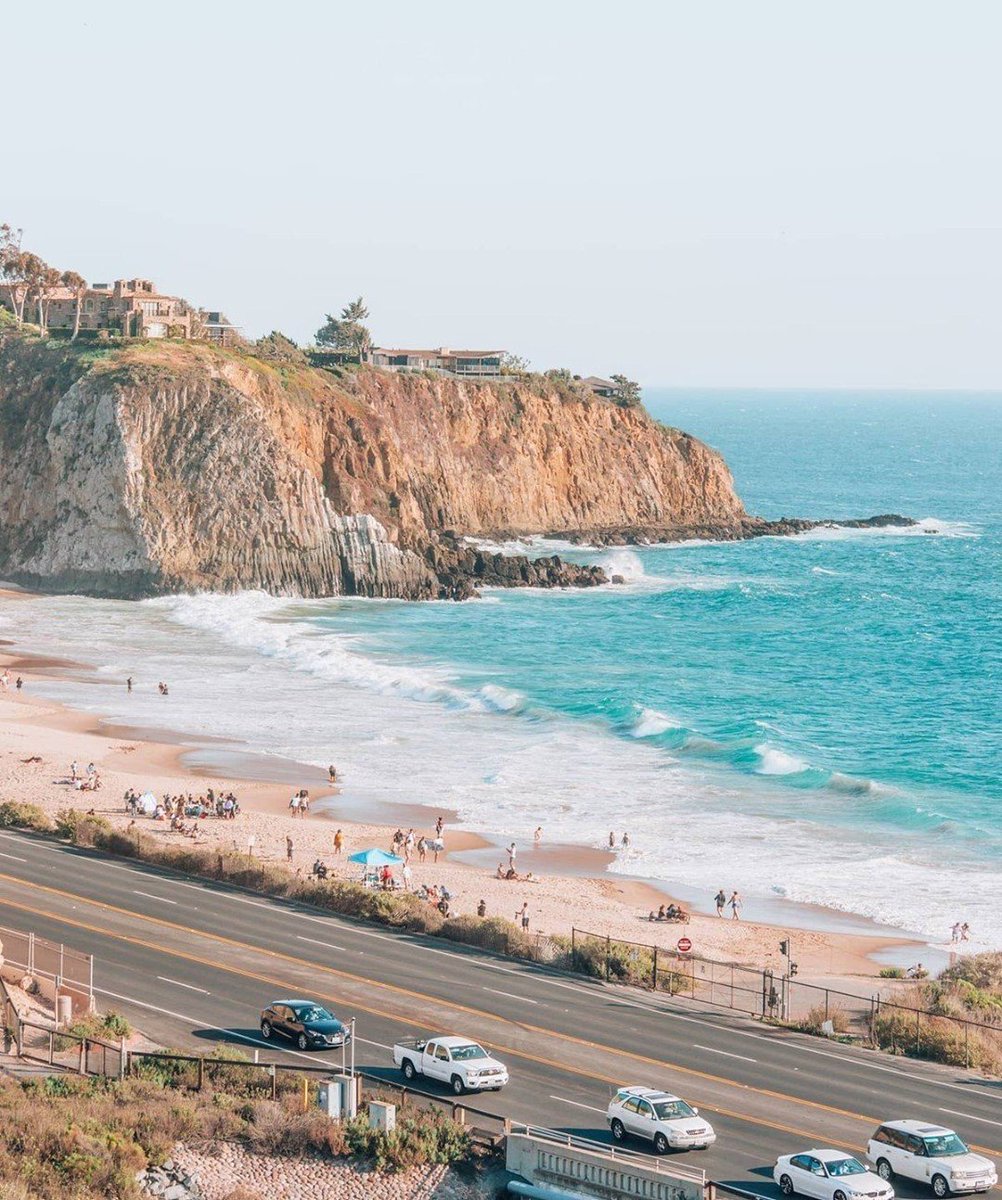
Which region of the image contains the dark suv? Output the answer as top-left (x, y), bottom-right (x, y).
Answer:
top-left (259, 999), bottom-right (352, 1050)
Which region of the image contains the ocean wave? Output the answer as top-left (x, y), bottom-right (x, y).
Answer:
top-left (793, 517), bottom-right (979, 542)
top-left (630, 707), bottom-right (683, 738)
top-left (753, 743), bottom-right (811, 775)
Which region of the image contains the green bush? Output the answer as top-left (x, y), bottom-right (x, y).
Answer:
top-left (0, 800), bottom-right (54, 831)
top-left (879, 967), bottom-right (905, 978)
top-left (56, 808), bottom-right (114, 847)
top-left (440, 915), bottom-right (540, 960)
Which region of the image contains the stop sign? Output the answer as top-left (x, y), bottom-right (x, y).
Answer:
top-left (677, 936), bottom-right (692, 953)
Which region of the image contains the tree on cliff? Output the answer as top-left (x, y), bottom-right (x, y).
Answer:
top-left (35, 264), bottom-right (63, 333)
top-left (315, 297), bottom-right (372, 360)
top-left (0, 225), bottom-right (31, 327)
top-left (60, 270), bottom-right (87, 339)
top-left (611, 374), bottom-right (642, 406)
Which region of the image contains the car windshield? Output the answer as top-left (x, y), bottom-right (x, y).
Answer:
top-left (826, 1159), bottom-right (868, 1177)
top-left (653, 1100), bottom-right (697, 1120)
top-left (923, 1135), bottom-right (968, 1157)
top-left (449, 1044), bottom-right (488, 1061)
top-left (297, 1006), bottom-right (334, 1023)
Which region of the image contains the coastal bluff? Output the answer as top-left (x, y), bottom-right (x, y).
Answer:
top-left (0, 336), bottom-right (896, 600)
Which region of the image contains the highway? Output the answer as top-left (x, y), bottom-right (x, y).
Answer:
top-left (0, 829), bottom-right (998, 1197)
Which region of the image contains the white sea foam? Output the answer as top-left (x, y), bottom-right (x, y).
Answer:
top-left (793, 517), bottom-right (979, 542)
top-left (753, 744), bottom-right (810, 775)
top-left (630, 707), bottom-right (683, 737)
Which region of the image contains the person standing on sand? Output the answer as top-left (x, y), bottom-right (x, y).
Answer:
top-left (328, 764), bottom-right (337, 783)
top-left (333, 829), bottom-right (344, 855)
top-left (608, 831), bottom-right (615, 848)
top-left (622, 832), bottom-right (630, 848)
top-left (126, 677), bottom-right (133, 693)
top-left (16, 677), bottom-right (23, 691)
top-left (402, 861), bottom-right (413, 890)
top-left (435, 816), bottom-right (444, 838)
top-left (534, 826), bottom-right (542, 845)
top-left (70, 760), bottom-right (79, 782)
top-left (507, 842), bottom-right (517, 869)
top-left (518, 901), bottom-right (530, 931)
top-left (730, 890), bottom-right (742, 920)
top-left (286, 835), bottom-right (293, 863)
top-left (714, 888), bottom-right (726, 917)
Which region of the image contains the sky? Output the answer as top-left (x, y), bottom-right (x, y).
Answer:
top-left (4, 0), bottom-right (1002, 388)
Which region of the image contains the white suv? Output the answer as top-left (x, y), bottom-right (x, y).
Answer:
top-left (868, 1122), bottom-right (998, 1197)
top-left (606, 1086), bottom-right (716, 1154)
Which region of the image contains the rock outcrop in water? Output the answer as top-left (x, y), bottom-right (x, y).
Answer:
top-left (0, 335), bottom-right (911, 600)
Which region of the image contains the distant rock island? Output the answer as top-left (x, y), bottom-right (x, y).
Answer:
top-left (0, 334), bottom-right (913, 600)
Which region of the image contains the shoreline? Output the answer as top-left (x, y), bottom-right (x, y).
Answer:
top-left (0, 630), bottom-right (939, 982)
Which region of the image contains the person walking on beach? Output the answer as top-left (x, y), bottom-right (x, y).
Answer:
top-left (286, 835), bottom-right (293, 863)
top-left (402, 861), bottom-right (413, 890)
top-left (951, 921), bottom-right (962, 944)
top-left (714, 888), bottom-right (727, 917)
top-left (507, 842), bottom-right (517, 869)
top-left (729, 890), bottom-right (742, 920)
top-left (126, 676), bottom-right (133, 693)
top-left (333, 829), bottom-right (344, 855)
top-left (417, 836), bottom-right (427, 862)
top-left (15, 676), bottom-right (23, 691)
top-left (534, 826), bottom-right (542, 845)
top-left (621, 832), bottom-right (630, 848)
top-left (961, 922), bottom-right (971, 941)
top-left (518, 901), bottom-right (530, 931)
top-left (289, 793), bottom-right (300, 818)
top-left (609, 831), bottom-right (615, 848)
top-left (435, 816), bottom-right (444, 838)
top-left (70, 760), bottom-right (79, 782)
top-left (328, 764), bottom-right (337, 783)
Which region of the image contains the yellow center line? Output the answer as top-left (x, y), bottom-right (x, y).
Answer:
top-left (1, 871), bottom-right (997, 1158)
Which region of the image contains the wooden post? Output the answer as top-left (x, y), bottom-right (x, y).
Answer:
top-left (652, 944), bottom-right (658, 990)
top-left (605, 934), bottom-right (611, 982)
top-left (197, 1055), bottom-right (205, 1091)
top-left (79, 1038), bottom-right (86, 1075)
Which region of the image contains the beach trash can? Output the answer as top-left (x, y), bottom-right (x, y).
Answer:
top-left (368, 1101), bottom-right (396, 1133)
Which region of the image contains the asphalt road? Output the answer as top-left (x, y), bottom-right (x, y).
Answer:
top-left (0, 830), bottom-right (998, 1197)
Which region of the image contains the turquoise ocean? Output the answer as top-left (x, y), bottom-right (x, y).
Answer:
top-left (2, 390), bottom-right (999, 947)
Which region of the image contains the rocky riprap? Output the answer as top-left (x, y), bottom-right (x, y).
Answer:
top-left (137, 1158), bottom-right (202, 1200)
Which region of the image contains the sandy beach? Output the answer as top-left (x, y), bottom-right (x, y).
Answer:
top-left (0, 633), bottom-right (924, 984)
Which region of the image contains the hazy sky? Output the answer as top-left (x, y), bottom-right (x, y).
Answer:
top-left (6, 1), bottom-right (1001, 387)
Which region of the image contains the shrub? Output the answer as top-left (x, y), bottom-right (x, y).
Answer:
top-left (0, 800), bottom-right (54, 831)
top-left (795, 1004), bottom-right (851, 1035)
top-left (440, 915), bottom-right (540, 960)
top-left (879, 967), bottom-right (905, 979)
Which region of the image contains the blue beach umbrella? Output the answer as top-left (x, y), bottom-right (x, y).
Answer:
top-left (348, 848), bottom-right (403, 867)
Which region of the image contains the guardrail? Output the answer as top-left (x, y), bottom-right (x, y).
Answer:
top-left (507, 1121), bottom-right (706, 1182)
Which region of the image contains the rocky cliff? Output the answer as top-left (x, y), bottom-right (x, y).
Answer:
top-left (0, 336), bottom-right (886, 600)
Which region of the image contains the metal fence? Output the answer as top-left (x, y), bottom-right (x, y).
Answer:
top-left (570, 927), bottom-right (1001, 1070)
top-left (0, 923), bottom-right (93, 998)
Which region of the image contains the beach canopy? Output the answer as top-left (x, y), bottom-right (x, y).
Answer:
top-left (136, 791), bottom-right (158, 815)
top-left (348, 848), bottom-right (403, 867)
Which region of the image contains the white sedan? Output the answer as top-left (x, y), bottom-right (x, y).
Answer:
top-left (775, 1150), bottom-right (895, 1200)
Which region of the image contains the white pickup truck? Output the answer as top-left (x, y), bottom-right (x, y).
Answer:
top-left (393, 1035), bottom-right (509, 1095)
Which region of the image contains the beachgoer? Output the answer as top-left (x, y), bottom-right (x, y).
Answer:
top-left (432, 837), bottom-right (443, 864)
top-left (730, 890), bottom-right (742, 920)
top-left (286, 835), bottom-right (293, 862)
top-left (299, 789), bottom-right (310, 814)
top-left (518, 901), bottom-right (530, 931)
top-left (951, 921), bottom-right (962, 943)
top-left (402, 861), bottom-right (413, 890)
top-left (70, 760), bottom-right (79, 781)
top-left (127, 676), bottom-right (133, 693)
top-left (86, 762), bottom-right (96, 779)
top-left (15, 677), bottom-right (23, 691)
top-left (289, 793), bottom-right (300, 817)
top-left (961, 923), bottom-right (970, 941)
top-left (507, 842), bottom-right (517, 868)
top-left (435, 816), bottom-right (444, 838)
top-left (328, 764), bottom-right (337, 783)
top-left (906, 962), bottom-right (925, 978)
top-left (477, 898), bottom-right (487, 917)
top-left (534, 826), bottom-right (542, 844)
top-left (609, 831), bottom-right (615, 848)
top-left (622, 832), bottom-right (629, 847)
top-left (333, 829), bottom-right (344, 855)
top-left (496, 862), bottom-right (506, 879)
top-left (714, 888), bottom-right (726, 917)
top-left (418, 836), bottom-right (427, 862)
top-left (0, 670), bottom-right (8, 689)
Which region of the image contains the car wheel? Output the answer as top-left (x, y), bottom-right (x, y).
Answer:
top-left (876, 1160), bottom-right (893, 1182)
top-left (654, 1132), bottom-right (670, 1155)
top-left (401, 1059), bottom-right (415, 1081)
top-left (260, 1020), bottom-right (272, 1039)
top-left (779, 1175), bottom-right (795, 1197)
top-left (610, 1119), bottom-right (626, 1142)
top-left (932, 1175), bottom-right (950, 1198)
top-left (297, 1033), bottom-right (309, 1050)
top-left (451, 1075), bottom-right (465, 1096)
top-left (834, 1190), bottom-right (847, 1200)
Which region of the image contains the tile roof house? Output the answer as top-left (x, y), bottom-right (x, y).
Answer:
top-left (370, 347), bottom-right (504, 378)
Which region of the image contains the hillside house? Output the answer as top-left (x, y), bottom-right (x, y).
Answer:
top-left (1, 278), bottom-right (214, 340)
top-left (578, 376), bottom-right (623, 399)
top-left (370, 347), bottom-right (504, 378)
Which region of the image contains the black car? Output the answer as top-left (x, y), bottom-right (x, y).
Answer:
top-left (259, 999), bottom-right (352, 1051)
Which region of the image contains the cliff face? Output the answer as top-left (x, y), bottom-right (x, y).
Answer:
top-left (0, 338), bottom-right (748, 599)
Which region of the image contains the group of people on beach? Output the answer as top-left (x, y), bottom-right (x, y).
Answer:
top-left (391, 820), bottom-right (445, 864)
top-left (951, 921), bottom-right (971, 943)
top-left (69, 760), bottom-right (101, 791)
top-left (125, 787), bottom-right (241, 825)
top-left (715, 888), bottom-right (743, 919)
top-left (0, 670), bottom-right (24, 691)
top-left (288, 790), bottom-right (311, 816)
